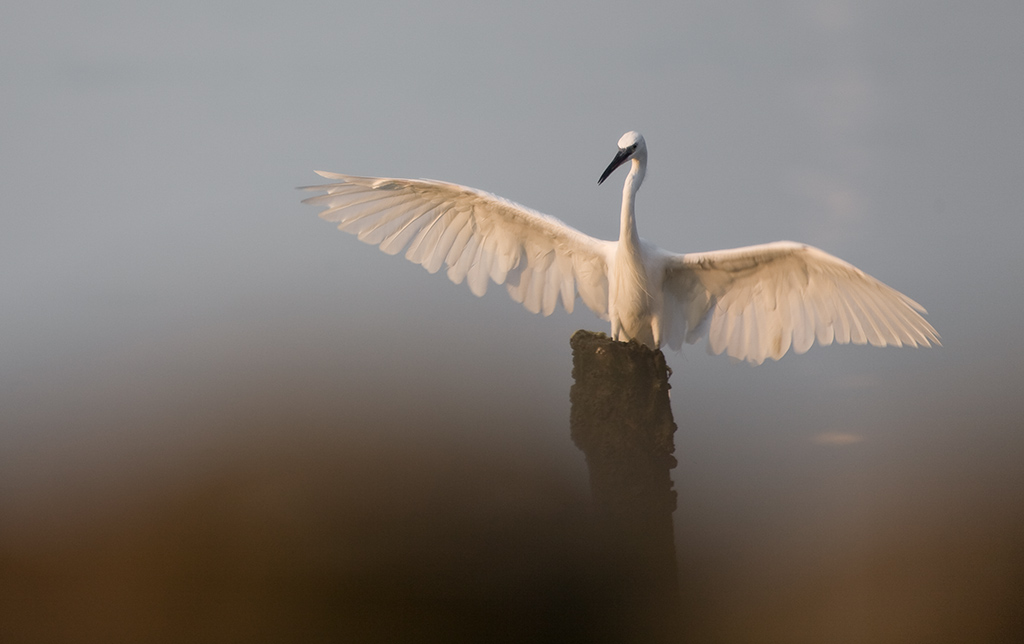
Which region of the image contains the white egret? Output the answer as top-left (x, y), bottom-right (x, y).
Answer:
top-left (302, 132), bottom-right (938, 364)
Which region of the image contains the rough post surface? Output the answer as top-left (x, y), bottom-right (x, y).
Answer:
top-left (569, 330), bottom-right (680, 630)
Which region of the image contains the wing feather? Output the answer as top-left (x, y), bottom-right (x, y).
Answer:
top-left (303, 174), bottom-right (612, 318)
top-left (791, 294), bottom-right (816, 355)
top-left (404, 207), bottom-right (448, 267)
top-left (663, 241), bottom-right (938, 364)
top-left (379, 201), bottom-right (439, 255)
top-left (813, 296), bottom-right (836, 347)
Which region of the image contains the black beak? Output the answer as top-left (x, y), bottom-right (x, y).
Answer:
top-left (598, 148), bottom-right (632, 185)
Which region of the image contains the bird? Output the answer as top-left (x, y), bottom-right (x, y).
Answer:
top-left (301, 131), bottom-right (938, 364)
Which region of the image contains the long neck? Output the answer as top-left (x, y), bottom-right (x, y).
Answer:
top-left (619, 154), bottom-right (646, 245)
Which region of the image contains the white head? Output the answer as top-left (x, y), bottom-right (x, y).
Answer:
top-left (598, 131), bottom-right (647, 185)
top-left (617, 131), bottom-right (646, 150)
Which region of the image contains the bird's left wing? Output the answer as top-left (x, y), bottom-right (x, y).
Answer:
top-left (301, 173), bottom-right (613, 318)
top-left (660, 241), bottom-right (939, 364)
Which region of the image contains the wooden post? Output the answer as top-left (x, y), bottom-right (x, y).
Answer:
top-left (569, 330), bottom-right (680, 634)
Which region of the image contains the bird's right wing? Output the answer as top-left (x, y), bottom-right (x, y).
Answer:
top-left (661, 241), bottom-right (939, 364)
top-left (301, 173), bottom-right (613, 318)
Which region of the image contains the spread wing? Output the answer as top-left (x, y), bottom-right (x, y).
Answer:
top-left (301, 173), bottom-right (613, 318)
top-left (661, 241), bottom-right (939, 364)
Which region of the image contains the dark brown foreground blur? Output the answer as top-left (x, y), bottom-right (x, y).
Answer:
top-left (2, 352), bottom-right (1023, 643)
top-left (0, 427), bottom-right (672, 643)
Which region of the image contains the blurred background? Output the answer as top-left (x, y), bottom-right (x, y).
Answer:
top-left (2, 1), bottom-right (1022, 641)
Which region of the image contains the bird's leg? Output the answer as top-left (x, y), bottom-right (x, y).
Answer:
top-left (651, 315), bottom-right (663, 349)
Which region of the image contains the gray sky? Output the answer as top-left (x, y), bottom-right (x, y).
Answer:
top-left (2, 1), bottom-right (1023, 639)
